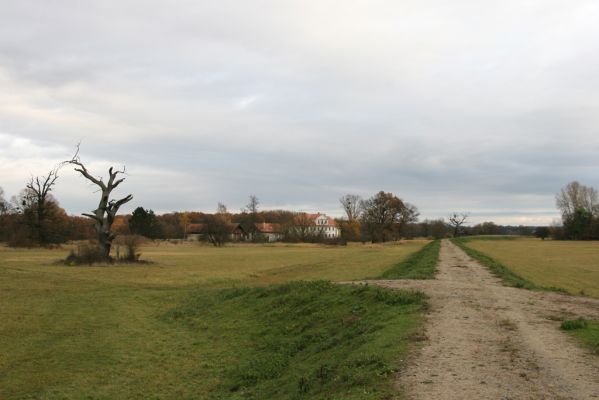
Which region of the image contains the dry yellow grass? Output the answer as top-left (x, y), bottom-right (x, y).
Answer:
top-left (0, 240), bottom-right (428, 288)
top-left (466, 238), bottom-right (599, 298)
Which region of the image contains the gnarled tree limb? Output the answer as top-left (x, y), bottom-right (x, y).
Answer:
top-left (64, 145), bottom-right (133, 260)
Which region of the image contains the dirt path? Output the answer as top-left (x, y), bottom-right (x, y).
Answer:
top-left (354, 239), bottom-right (599, 399)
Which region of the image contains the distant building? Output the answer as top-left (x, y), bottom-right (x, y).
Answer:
top-left (305, 213), bottom-right (340, 239)
top-left (253, 222), bottom-right (283, 242)
top-left (186, 223), bottom-right (247, 241)
top-left (184, 212), bottom-right (340, 243)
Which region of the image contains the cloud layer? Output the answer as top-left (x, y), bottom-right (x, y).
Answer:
top-left (2, 1), bottom-right (599, 224)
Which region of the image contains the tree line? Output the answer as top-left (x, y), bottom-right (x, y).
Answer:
top-left (4, 149), bottom-right (591, 258)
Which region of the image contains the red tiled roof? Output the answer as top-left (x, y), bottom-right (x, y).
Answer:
top-left (187, 223), bottom-right (244, 234)
top-left (187, 223), bottom-right (205, 233)
top-left (308, 213), bottom-right (337, 227)
top-left (255, 222), bottom-right (282, 233)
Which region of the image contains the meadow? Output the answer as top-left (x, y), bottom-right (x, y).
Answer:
top-left (457, 237), bottom-right (599, 298)
top-left (0, 241), bottom-right (429, 399)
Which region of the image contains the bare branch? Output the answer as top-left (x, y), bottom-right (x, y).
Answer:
top-left (112, 178), bottom-right (126, 190)
top-left (71, 163), bottom-right (104, 188)
top-left (82, 212), bottom-right (103, 223)
top-left (111, 194), bottom-right (133, 210)
top-left (64, 144), bottom-right (133, 260)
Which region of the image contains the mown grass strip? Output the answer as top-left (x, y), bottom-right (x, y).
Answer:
top-left (165, 280), bottom-right (426, 399)
top-left (452, 237), bottom-right (569, 293)
top-left (560, 318), bottom-right (599, 355)
top-left (379, 240), bottom-right (441, 279)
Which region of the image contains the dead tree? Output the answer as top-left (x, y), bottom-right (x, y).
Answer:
top-left (64, 148), bottom-right (133, 260)
top-left (25, 168), bottom-right (59, 245)
top-left (448, 212), bottom-right (469, 237)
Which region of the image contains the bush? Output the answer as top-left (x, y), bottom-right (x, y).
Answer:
top-left (114, 234), bottom-right (147, 262)
top-left (64, 242), bottom-right (106, 265)
top-left (63, 235), bottom-right (148, 265)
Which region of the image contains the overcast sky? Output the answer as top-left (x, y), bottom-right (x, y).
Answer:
top-left (2, 1), bottom-right (599, 225)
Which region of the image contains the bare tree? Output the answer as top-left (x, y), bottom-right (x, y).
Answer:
top-left (448, 212), bottom-right (469, 237)
top-left (246, 195), bottom-right (259, 214)
top-left (24, 168), bottom-right (60, 245)
top-left (556, 181), bottom-right (599, 219)
top-left (217, 202), bottom-right (228, 215)
top-left (401, 202), bottom-right (420, 224)
top-left (64, 147), bottom-right (133, 260)
top-left (339, 194), bottom-right (362, 221)
top-left (289, 212), bottom-right (317, 242)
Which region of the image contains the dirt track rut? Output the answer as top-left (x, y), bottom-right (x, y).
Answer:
top-left (356, 239), bottom-right (599, 399)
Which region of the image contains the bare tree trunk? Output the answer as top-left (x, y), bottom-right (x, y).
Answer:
top-left (64, 147), bottom-right (132, 260)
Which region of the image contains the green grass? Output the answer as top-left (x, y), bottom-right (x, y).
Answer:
top-left (560, 318), bottom-right (588, 330)
top-left (165, 281), bottom-right (425, 399)
top-left (0, 242), bottom-right (427, 399)
top-left (379, 240), bottom-right (441, 279)
top-left (454, 237), bottom-right (599, 297)
top-left (452, 237), bottom-right (539, 290)
top-left (560, 319), bottom-right (599, 355)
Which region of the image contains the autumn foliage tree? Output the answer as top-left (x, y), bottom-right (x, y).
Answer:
top-left (360, 191), bottom-right (417, 242)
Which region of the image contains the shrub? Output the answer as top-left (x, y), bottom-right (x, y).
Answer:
top-left (114, 234), bottom-right (147, 262)
top-left (64, 242), bottom-right (106, 265)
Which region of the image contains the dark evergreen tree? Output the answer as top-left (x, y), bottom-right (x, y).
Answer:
top-left (129, 207), bottom-right (162, 239)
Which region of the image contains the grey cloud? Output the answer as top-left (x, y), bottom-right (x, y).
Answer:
top-left (2, 0), bottom-right (599, 225)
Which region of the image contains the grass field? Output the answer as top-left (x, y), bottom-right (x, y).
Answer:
top-left (456, 237), bottom-right (599, 298)
top-left (0, 241), bottom-right (427, 399)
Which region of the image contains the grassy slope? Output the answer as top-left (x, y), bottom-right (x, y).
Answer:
top-left (455, 237), bottom-right (599, 297)
top-left (166, 281), bottom-right (425, 399)
top-left (379, 240), bottom-right (440, 279)
top-left (0, 242), bottom-right (427, 399)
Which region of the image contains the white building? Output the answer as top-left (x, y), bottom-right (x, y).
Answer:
top-left (307, 213), bottom-right (340, 239)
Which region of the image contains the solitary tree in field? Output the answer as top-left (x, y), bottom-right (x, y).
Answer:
top-left (64, 147), bottom-right (133, 260)
top-left (448, 212), bottom-right (469, 237)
